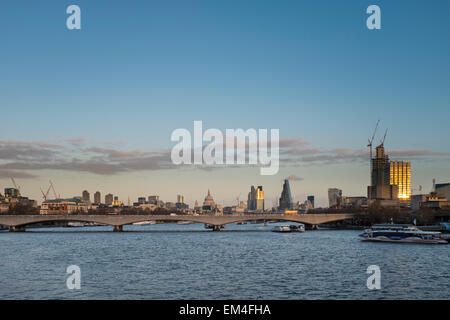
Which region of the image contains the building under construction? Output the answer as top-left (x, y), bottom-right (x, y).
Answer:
top-left (367, 144), bottom-right (399, 201)
top-left (366, 122), bottom-right (411, 204)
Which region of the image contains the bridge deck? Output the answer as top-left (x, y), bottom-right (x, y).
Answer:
top-left (0, 214), bottom-right (354, 230)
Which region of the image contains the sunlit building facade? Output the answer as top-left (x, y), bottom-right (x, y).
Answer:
top-left (389, 161), bottom-right (411, 200)
top-left (248, 185), bottom-right (264, 211)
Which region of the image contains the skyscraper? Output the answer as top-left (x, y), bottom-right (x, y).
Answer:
top-left (177, 194), bottom-right (184, 204)
top-left (389, 161), bottom-right (411, 200)
top-left (94, 191), bottom-right (101, 204)
top-left (279, 179), bottom-right (293, 210)
top-left (105, 193), bottom-right (113, 206)
top-left (82, 190), bottom-right (90, 203)
top-left (307, 196), bottom-right (315, 209)
top-left (248, 185), bottom-right (264, 211)
top-left (328, 188), bottom-right (342, 208)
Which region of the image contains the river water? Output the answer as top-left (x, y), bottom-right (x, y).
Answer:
top-left (0, 222), bottom-right (448, 299)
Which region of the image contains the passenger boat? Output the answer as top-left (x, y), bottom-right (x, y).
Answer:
top-left (271, 224), bottom-right (305, 233)
top-left (204, 224), bottom-right (225, 229)
top-left (359, 224), bottom-right (448, 244)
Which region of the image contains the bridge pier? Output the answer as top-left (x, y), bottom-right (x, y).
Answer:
top-left (9, 226), bottom-right (26, 232)
top-left (113, 225), bottom-right (123, 232)
top-left (212, 225), bottom-right (221, 232)
top-left (306, 224), bottom-right (318, 230)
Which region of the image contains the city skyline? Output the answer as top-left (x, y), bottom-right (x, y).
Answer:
top-left (1, 1), bottom-right (450, 207)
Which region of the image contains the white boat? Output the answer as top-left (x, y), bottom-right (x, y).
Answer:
top-left (132, 221), bottom-right (156, 225)
top-left (271, 224), bottom-right (305, 233)
top-left (177, 221), bottom-right (193, 225)
top-left (67, 222), bottom-right (86, 227)
top-left (359, 224), bottom-right (448, 244)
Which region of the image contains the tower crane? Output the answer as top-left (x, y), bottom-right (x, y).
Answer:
top-left (367, 120), bottom-right (380, 161)
top-left (10, 177), bottom-right (21, 197)
top-left (49, 180), bottom-right (59, 199)
top-left (40, 184), bottom-right (52, 201)
top-left (380, 128), bottom-right (388, 146)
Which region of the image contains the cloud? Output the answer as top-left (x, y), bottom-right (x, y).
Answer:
top-left (279, 138), bottom-right (310, 148)
top-left (0, 139), bottom-right (175, 176)
top-left (0, 138), bottom-right (448, 177)
top-left (387, 149), bottom-right (449, 157)
top-left (0, 169), bottom-right (38, 179)
top-left (286, 175), bottom-right (303, 181)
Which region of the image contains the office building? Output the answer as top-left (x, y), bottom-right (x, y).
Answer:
top-left (105, 193), bottom-right (113, 206)
top-left (176, 194), bottom-right (188, 209)
top-left (82, 190), bottom-right (90, 203)
top-left (435, 183), bottom-right (450, 200)
top-left (4, 188), bottom-right (20, 199)
top-left (94, 191), bottom-right (101, 204)
top-left (342, 196), bottom-right (367, 208)
top-left (148, 195), bottom-right (160, 204)
top-left (390, 161), bottom-right (411, 200)
top-left (307, 196), bottom-right (315, 208)
top-left (328, 188), bottom-right (343, 208)
top-left (40, 198), bottom-right (88, 215)
top-left (248, 185), bottom-right (264, 211)
top-left (279, 179), bottom-right (293, 210)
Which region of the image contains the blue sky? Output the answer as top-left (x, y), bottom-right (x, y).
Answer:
top-left (1, 0), bottom-right (449, 207)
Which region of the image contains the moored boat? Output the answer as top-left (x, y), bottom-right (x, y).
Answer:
top-left (177, 221), bottom-right (193, 225)
top-left (132, 221), bottom-right (156, 225)
top-left (271, 224), bottom-right (305, 233)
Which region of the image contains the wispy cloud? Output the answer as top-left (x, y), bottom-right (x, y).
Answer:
top-left (0, 169), bottom-right (38, 179)
top-left (286, 174), bottom-right (304, 181)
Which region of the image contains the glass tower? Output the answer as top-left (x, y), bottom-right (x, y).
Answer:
top-left (389, 161), bottom-right (411, 200)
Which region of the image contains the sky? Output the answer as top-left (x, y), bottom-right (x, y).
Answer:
top-left (1, 0), bottom-right (449, 207)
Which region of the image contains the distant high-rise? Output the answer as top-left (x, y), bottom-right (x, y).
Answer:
top-left (279, 179), bottom-right (293, 210)
top-left (177, 194), bottom-right (184, 204)
top-left (248, 186), bottom-right (264, 211)
top-left (94, 191), bottom-right (101, 204)
top-left (138, 197), bottom-right (146, 204)
top-left (148, 195), bottom-right (159, 204)
top-left (307, 196), bottom-right (315, 208)
top-left (328, 188), bottom-right (342, 208)
top-left (82, 190), bottom-right (90, 203)
top-left (105, 193), bottom-right (113, 205)
top-left (390, 161), bottom-right (411, 200)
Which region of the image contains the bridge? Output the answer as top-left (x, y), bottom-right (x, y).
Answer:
top-left (0, 213), bottom-right (354, 232)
